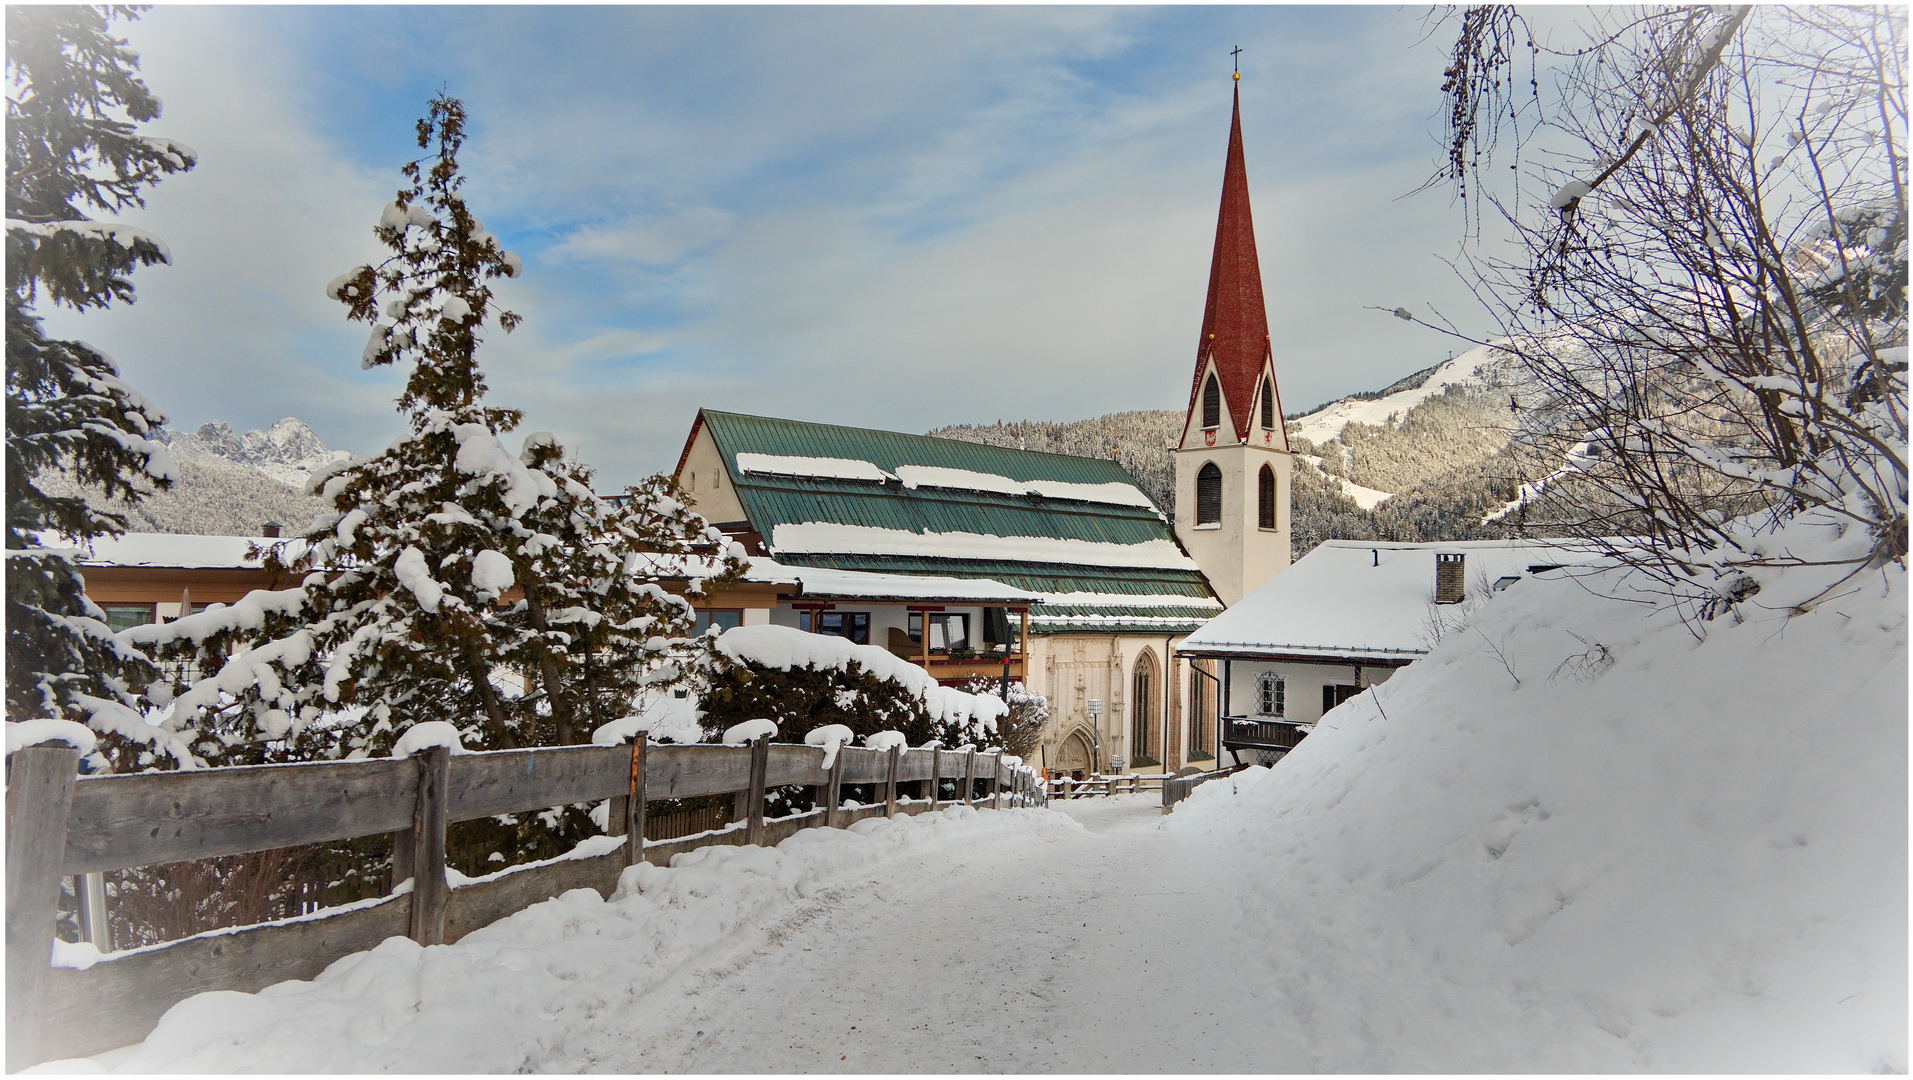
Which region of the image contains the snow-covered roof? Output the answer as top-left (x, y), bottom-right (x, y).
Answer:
top-left (686, 410), bottom-right (1220, 633)
top-left (768, 522), bottom-right (1198, 572)
top-left (67, 532), bottom-right (306, 570)
top-left (1179, 538), bottom-right (1600, 662)
top-left (749, 559), bottom-right (1042, 604)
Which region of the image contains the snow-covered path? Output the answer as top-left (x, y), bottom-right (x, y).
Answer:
top-left (65, 797), bottom-right (1306, 1074)
top-left (563, 796), bottom-right (1284, 1073)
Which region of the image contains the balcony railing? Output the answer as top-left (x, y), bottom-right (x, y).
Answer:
top-left (1223, 717), bottom-right (1309, 752)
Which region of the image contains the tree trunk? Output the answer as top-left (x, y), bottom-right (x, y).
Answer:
top-left (523, 592), bottom-right (576, 745)
top-left (469, 660), bottom-right (514, 748)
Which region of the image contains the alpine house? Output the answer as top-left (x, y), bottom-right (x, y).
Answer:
top-left (674, 409), bottom-right (1223, 777)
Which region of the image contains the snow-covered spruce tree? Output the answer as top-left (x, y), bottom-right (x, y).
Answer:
top-left (132, 95), bottom-right (743, 771)
top-left (957, 677), bottom-right (1046, 758)
top-left (1425, 6), bottom-right (1906, 610)
top-left (5, 5), bottom-right (195, 764)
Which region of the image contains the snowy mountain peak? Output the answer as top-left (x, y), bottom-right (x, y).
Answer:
top-left (160, 417), bottom-right (353, 490)
top-left (1287, 343), bottom-right (1521, 448)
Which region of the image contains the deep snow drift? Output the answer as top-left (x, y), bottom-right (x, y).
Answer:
top-left (1171, 525), bottom-right (1906, 1071)
top-left (34, 521), bottom-right (1904, 1073)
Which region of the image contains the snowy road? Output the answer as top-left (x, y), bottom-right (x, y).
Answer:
top-left (566, 796), bottom-right (1287, 1073)
top-left (68, 797), bottom-right (1308, 1074)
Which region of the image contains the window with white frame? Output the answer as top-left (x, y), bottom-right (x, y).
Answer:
top-left (1256, 672), bottom-right (1285, 716)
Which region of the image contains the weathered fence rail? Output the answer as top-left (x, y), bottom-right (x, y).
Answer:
top-left (5, 737), bottom-right (1041, 1070)
top-left (1042, 773), bottom-right (1175, 799)
top-left (1160, 768), bottom-right (1236, 812)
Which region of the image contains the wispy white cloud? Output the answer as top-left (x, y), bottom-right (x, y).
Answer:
top-left (548, 207), bottom-right (735, 267)
top-left (42, 6), bottom-right (1497, 490)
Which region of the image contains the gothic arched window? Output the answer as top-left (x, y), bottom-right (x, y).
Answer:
top-left (1257, 464), bottom-right (1276, 530)
top-left (1202, 374), bottom-right (1221, 429)
top-left (1261, 376), bottom-right (1275, 429)
top-left (1196, 463), bottom-right (1222, 525)
top-left (1131, 651), bottom-right (1158, 767)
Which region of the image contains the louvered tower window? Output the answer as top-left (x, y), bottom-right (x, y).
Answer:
top-left (1257, 464), bottom-right (1276, 530)
top-left (1202, 374), bottom-right (1220, 429)
top-left (1261, 376), bottom-right (1275, 429)
top-left (1196, 462), bottom-right (1222, 525)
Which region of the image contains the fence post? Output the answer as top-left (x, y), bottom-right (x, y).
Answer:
top-left (884, 744), bottom-right (901, 818)
top-left (989, 759), bottom-right (1002, 810)
top-left (928, 747), bottom-right (941, 811)
top-left (824, 749), bottom-right (845, 828)
top-left (623, 738), bottom-right (648, 867)
top-left (6, 743), bottom-right (80, 1073)
top-left (745, 735), bottom-right (769, 846)
top-left (407, 744), bottom-right (450, 946)
top-left (962, 749), bottom-right (976, 808)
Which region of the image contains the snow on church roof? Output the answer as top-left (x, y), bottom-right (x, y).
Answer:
top-left (768, 523), bottom-right (1199, 572)
top-left (1179, 539), bottom-right (1602, 662)
top-left (687, 410), bottom-right (1218, 633)
top-left (747, 558), bottom-right (1042, 604)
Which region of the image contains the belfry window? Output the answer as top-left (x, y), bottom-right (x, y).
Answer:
top-left (1202, 375), bottom-right (1221, 429)
top-left (1261, 376), bottom-right (1275, 429)
top-left (1257, 464), bottom-right (1276, 530)
top-left (1196, 463), bottom-right (1222, 525)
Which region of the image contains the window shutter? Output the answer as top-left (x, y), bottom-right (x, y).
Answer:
top-left (1261, 377), bottom-right (1275, 429)
top-left (1196, 463), bottom-right (1222, 525)
top-left (1202, 375), bottom-right (1220, 429)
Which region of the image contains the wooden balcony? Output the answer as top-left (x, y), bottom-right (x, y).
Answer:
top-left (1223, 717), bottom-right (1309, 752)
top-left (919, 655), bottom-right (1026, 684)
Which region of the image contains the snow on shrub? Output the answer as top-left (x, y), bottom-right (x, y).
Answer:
top-left (701, 625), bottom-right (1002, 750)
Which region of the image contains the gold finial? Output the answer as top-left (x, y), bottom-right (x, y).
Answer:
top-left (1230, 45), bottom-right (1243, 80)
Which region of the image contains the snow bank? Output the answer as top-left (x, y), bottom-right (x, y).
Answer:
top-left (1168, 515), bottom-right (1906, 1071)
top-left (48, 806), bottom-right (1074, 1073)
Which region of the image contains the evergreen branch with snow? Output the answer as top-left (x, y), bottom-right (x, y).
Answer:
top-left (5, 6), bottom-right (194, 762)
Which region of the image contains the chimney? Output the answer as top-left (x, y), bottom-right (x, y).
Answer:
top-left (1435, 552), bottom-right (1465, 604)
top-left (261, 521), bottom-right (282, 538)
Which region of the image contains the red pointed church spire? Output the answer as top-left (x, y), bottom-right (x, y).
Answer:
top-left (1187, 81), bottom-right (1285, 448)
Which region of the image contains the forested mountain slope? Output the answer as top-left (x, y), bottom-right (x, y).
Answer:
top-left (929, 343), bottom-right (1537, 557)
top-left (42, 419), bottom-right (339, 538)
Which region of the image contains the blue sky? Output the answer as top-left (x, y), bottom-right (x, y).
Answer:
top-left (46, 5), bottom-right (1499, 486)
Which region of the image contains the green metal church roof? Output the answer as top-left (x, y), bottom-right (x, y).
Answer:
top-left (696, 410), bottom-right (1219, 634)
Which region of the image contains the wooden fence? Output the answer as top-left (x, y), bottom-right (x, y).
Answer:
top-left (4, 737), bottom-right (1041, 1070)
top-left (1045, 773), bottom-right (1160, 799)
top-left (1161, 768), bottom-right (1236, 812)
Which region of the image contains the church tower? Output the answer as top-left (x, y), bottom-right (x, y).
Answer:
top-left (1173, 77), bottom-right (1292, 607)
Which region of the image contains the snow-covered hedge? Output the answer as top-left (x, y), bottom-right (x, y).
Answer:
top-left (699, 624), bottom-right (1004, 749)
